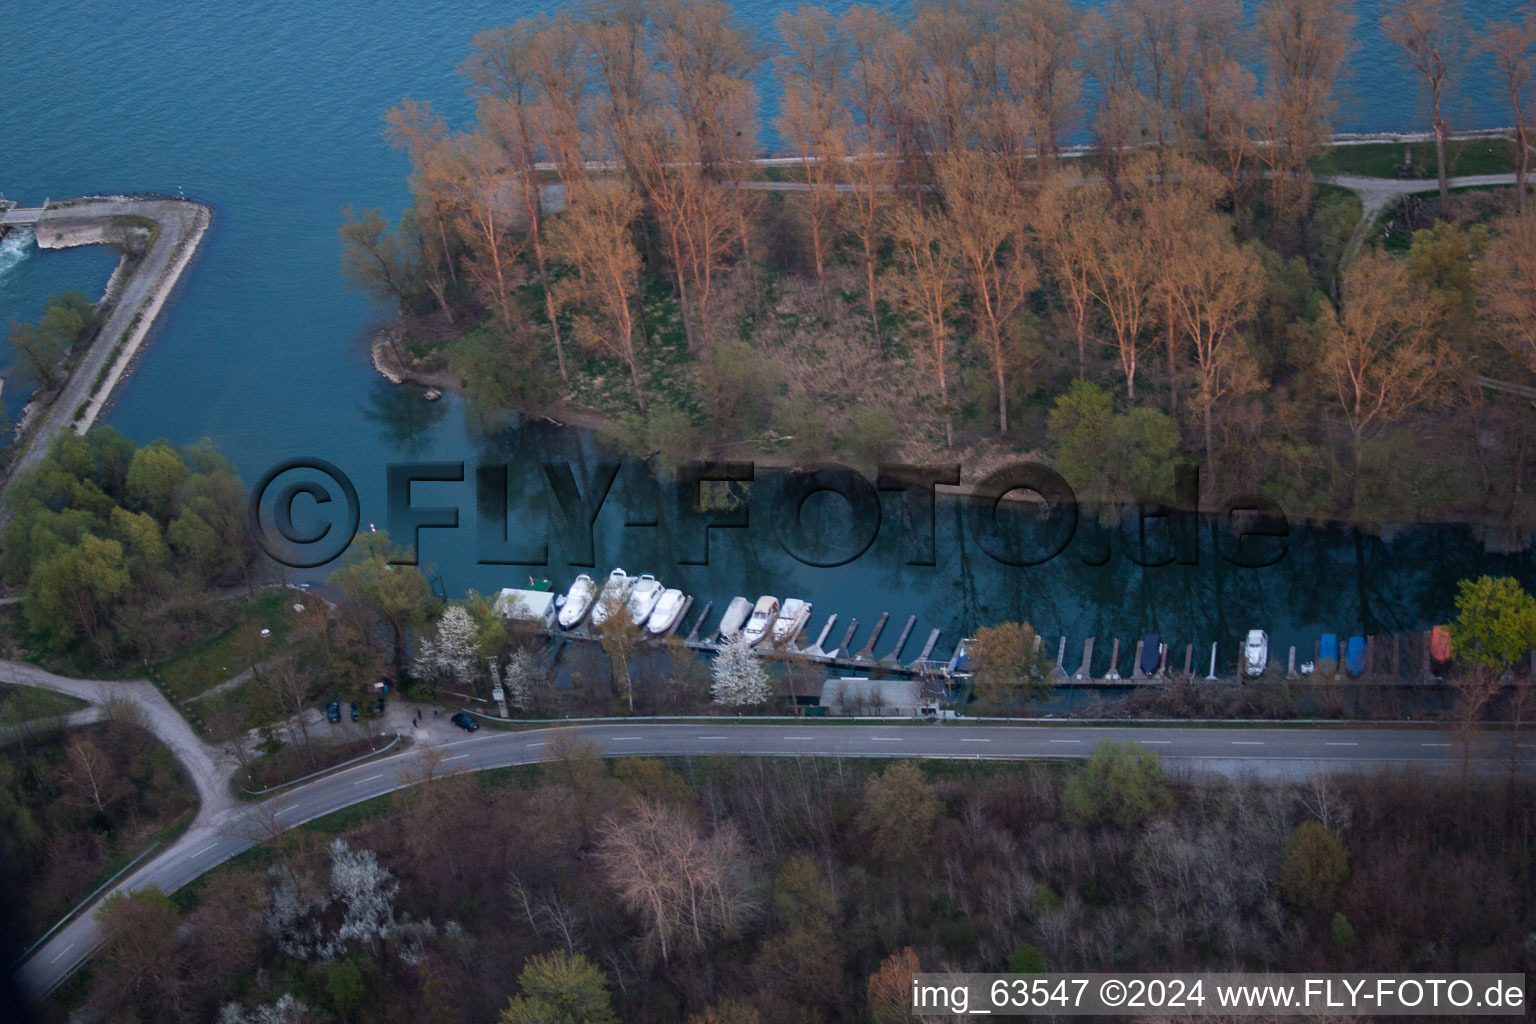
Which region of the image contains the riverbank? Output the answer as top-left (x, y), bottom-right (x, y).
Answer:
top-left (0, 196), bottom-right (211, 507)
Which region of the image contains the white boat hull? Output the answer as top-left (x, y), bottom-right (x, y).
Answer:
top-left (557, 576), bottom-right (596, 629)
top-left (1243, 629), bottom-right (1268, 676)
top-left (771, 599), bottom-right (812, 645)
top-left (627, 576), bottom-right (664, 625)
top-left (646, 589), bottom-right (687, 635)
top-left (743, 595), bottom-right (780, 647)
top-left (589, 569), bottom-right (631, 627)
top-left (717, 597), bottom-right (752, 639)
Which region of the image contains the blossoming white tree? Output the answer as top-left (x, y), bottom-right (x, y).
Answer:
top-left (412, 605), bottom-right (479, 692)
top-left (710, 633), bottom-right (773, 706)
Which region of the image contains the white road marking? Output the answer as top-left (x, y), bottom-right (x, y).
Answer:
top-left (868, 736), bottom-right (902, 741)
top-left (274, 806), bottom-right (295, 817)
top-left (1422, 742), bottom-right (1452, 747)
top-left (610, 736), bottom-right (640, 741)
top-left (525, 742), bottom-right (546, 748)
top-left (959, 738), bottom-right (990, 743)
top-left (49, 942), bottom-right (74, 964)
top-left (1048, 739), bottom-right (1081, 744)
top-left (1325, 742), bottom-right (1359, 747)
top-left (352, 773), bottom-right (384, 786)
top-left (193, 843), bottom-right (219, 857)
top-left (445, 754), bottom-right (469, 761)
top-left (697, 735), bottom-right (727, 740)
top-left (1232, 741), bottom-right (1264, 745)
top-left (1141, 740), bottom-right (1172, 745)
top-left (786, 736), bottom-right (814, 740)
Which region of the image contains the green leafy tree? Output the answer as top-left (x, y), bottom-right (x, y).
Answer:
top-left (1330, 911), bottom-right (1358, 952)
top-left (8, 291), bottom-right (99, 393)
top-left (1048, 382), bottom-right (1181, 502)
top-left (1278, 820), bottom-right (1349, 914)
top-left (1063, 738), bottom-right (1173, 828)
top-left (1008, 941), bottom-right (1046, 973)
top-left (1107, 407), bottom-right (1180, 501)
top-left (500, 950), bottom-right (617, 1024)
top-left (321, 958), bottom-right (368, 1022)
top-left (1448, 575), bottom-right (1536, 674)
top-left (24, 533), bottom-right (129, 647)
top-left (1407, 220), bottom-right (1486, 341)
top-left (329, 531), bottom-right (436, 676)
top-left (125, 441), bottom-right (190, 520)
top-left (856, 761), bottom-right (942, 864)
top-left (1047, 379), bottom-right (1114, 495)
top-left (9, 320), bottom-right (70, 392)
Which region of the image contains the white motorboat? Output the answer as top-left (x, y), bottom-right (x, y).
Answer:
top-left (626, 574), bottom-right (664, 625)
top-left (557, 574), bottom-right (597, 629)
top-left (589, 569), bottom-right (632, 627)
top-left (716, 597), bottom-right (752, 640)
top-left (1243, 629), bottom-right (1269, 677)
top-left (771, 598), bottom-right (812, 646)
top-left (742, 595), bottom-right (780, 646)
top-left (646, 588), bottom-right (687, 635)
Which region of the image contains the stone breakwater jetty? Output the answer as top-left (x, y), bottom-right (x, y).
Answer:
top-left (0, 195), bottom-right (211, 492)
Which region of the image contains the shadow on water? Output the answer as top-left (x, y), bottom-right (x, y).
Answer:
top-left (358, 379), bottom-right (449, 456)
top-left (360, 422), bottom-right (1536, 672)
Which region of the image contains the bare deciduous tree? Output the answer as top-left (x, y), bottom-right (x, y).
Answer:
top-left (1320, 252), bottom-right (1448, 505)
top-left (776, 5), bottom-right (848, 286)
top-left (1482, 18), bottom-right (1536, 213)
top-left (1383, 0), bottom-right (1467, 208)
top-left (936, 150), bottom-right (1038, 434)
top-left (596, 798), bottom-right (759, 963)
top-left (889, 205), bottom-right (962, 447)
top-left (1254, 0), bottom-right (1357, 239)
top-left (548, 180), bottom-right (649, 411)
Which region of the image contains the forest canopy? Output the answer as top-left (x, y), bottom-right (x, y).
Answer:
top-left (346, 0), bottom-right (1536, 531)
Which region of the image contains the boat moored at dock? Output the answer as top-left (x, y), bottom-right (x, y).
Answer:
top-left (557, 574), bottom-right (597, 629)
top-left (772, 598), bottom-right (812, 646)
top-left (716, 597), bottom-right (752, 640)
top-left (1317, 633), bottom-right (1340, 675)
top-left (1345, 635), bottom-right (1367, 676)
top-left (1244, 629), bottom-right (1268, 676)
top-left (589, 569), bottom-right (632, 627)
top-left (646, 588), bottom-right (688, 635)
top-left (626, 573), bottom-right (664, 625)
top-left (743, 596), bottom-right (780, 646)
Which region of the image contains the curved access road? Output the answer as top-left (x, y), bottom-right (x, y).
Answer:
top-left (15, 717), bottom-right (1534, 1000)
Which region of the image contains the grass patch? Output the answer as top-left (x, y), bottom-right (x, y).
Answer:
top-left (1314, 139), bottom-right (1516, 179)
top-left (0, 683), bottom-right (87, 722)
top-left (151, 590), bottom-right (310, 701)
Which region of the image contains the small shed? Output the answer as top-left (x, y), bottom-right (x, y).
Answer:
top-left (819, 677), bottom-right (925, 717)
top-left (493, 588), bottom-right (556, 629)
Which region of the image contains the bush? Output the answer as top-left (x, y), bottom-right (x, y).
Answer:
top-left (1008, 941), bottom-right (1046, 973)
top-left (1278, 820), bottom-right (1349, 914)
top-left (843, 404), bottom-right (899, 466)
top-left (1062, 738), bottom-right (1173, 828)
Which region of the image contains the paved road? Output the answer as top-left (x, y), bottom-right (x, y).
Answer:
top-left (0, 661), bottom-right (232, 820)
top-left (14, 717), bottom-right (1534, 1000)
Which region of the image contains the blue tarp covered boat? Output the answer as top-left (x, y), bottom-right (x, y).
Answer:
top-left (1140, 634), bottom-right (1162, 675)
top-left (1345, 636), bottom-right (1367, 676)
top-left (1319, 633), bottom-right (1339, 662)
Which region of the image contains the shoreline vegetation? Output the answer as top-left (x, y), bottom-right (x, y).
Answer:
top-left (346, 0), bottom-right (1536, 541)
top-left (0, 197), bottom-right (212, 513)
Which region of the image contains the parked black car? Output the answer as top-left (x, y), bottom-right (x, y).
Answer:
top-left (325, 700), bottom-right (340, 723)
top-left (349, 701), bottom-right (359, 722)
top-left (450, 712), bottom-right (479, 732)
